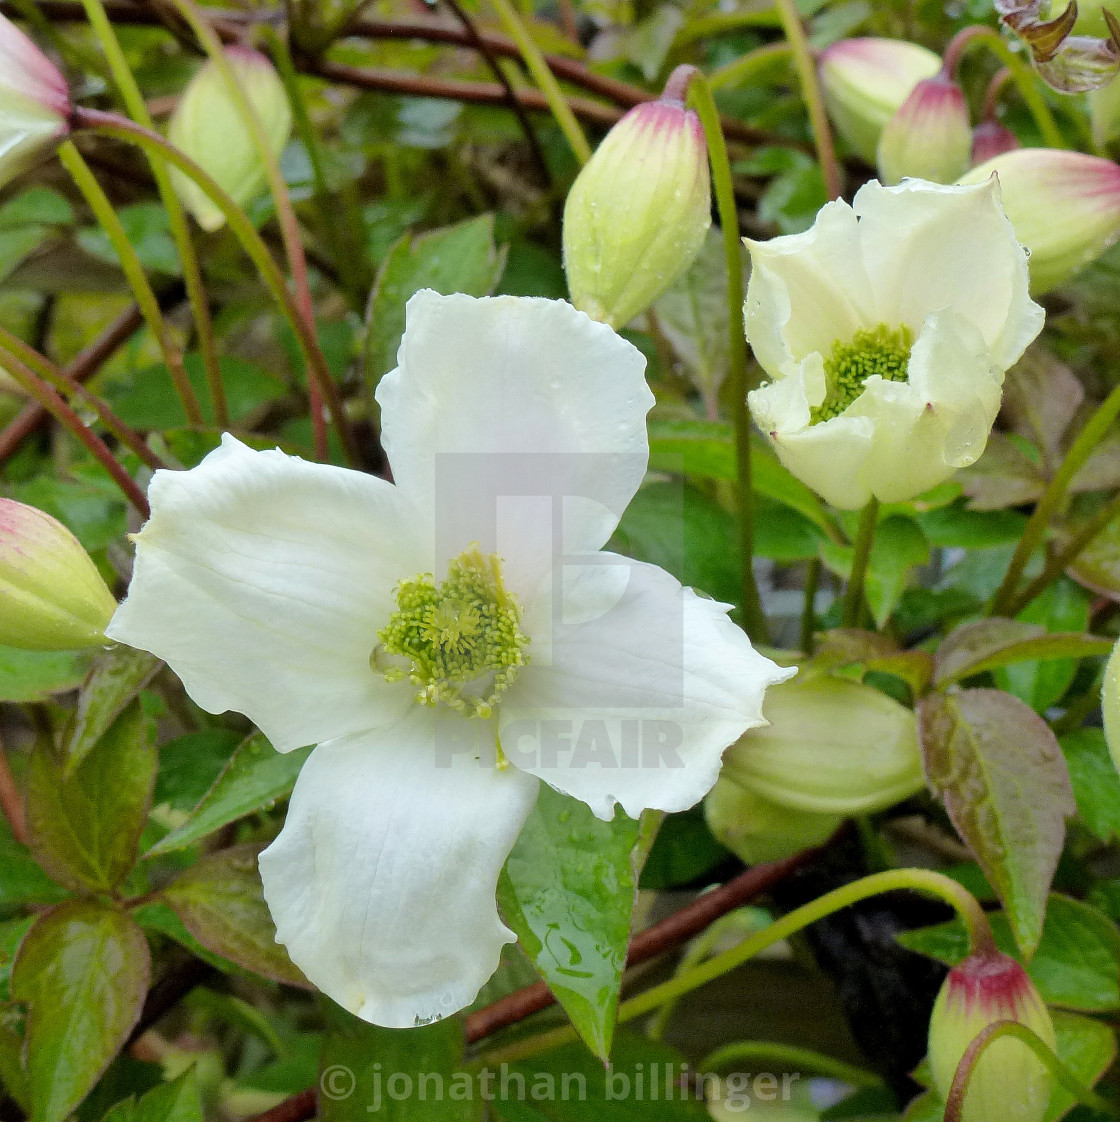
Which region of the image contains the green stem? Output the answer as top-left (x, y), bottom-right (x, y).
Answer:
top-left (480, 869), bottom-right (993, 1065)
top-left (800, 557), bottom-right (820, 655)
top-left (771, 0), bottom-right (842, 200)
top-left (75, 109), bottom-right (361, 469)
top-left (709, 42), bottom-right (794, 92)
top-left (57, 141), bottom-right (205, 428)
top-left (646, 914), bottom-right (734, 1041)
top-left (77, 0), bottom-right (227, 428)
top-left (843, 499), bottom-right (878, 629)
top-left (487, 0), bottom-right (591, 164)
top-left (699, 1042), bottom-right (883, 1089)
top-left (991, 379), bottom-right (1120, 616)
top-left (686, 70), bottom-right (769, 643)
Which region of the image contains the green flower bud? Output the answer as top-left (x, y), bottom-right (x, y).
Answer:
top-left (819, 37), bottom-right (941, 164)
top-left (928, 952), bottom-right (1056, 1122)
top-left (959, 148), bottom-right (1120, 293)
top-left (877, 74), bottom-right (972, 185)
top-left (168, 47), bottom-right (293, 232)
top-left (704, 776), bottom-right (841, 864)
top-left (563, 88), bottom-right (710, 329)
top-left (0, 498), bottom-right (117, 650)
top-left (719, 675), bottom-right (924, 814)
top-left (1101, 638), bottom-right (1120, 774)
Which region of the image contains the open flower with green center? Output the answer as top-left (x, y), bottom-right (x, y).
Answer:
top-left (745, 178), bottom-right (1044, 510)
top-left (107, 290), bottom-right (790, 1028)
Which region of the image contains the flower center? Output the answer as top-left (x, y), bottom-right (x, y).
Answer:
top-left (810, 324), bottom-right (913, 424)
top-left (373, 546), bottom-right (529, 718)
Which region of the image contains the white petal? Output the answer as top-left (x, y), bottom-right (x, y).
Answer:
top-left (107, 435), bottom-right (427, 752)
top-left (744, 199), bottom-right (875, 378)
top-left (853, 178), bottom-right (1043, 370)
top-left (259, 711), bottom-right (539, 1027)
top-left (499, 555), bottom-right (793, 820)
top-left (376, 292), bottom-right (653, 597)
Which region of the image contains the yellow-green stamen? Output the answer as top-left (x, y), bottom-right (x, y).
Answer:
top-left (811, 324), bottom-right (913, 424)
top-left (373, 546), bottom-right (528, 718)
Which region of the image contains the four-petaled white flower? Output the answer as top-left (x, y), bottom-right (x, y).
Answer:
top-left (108, 291), bottom-right (791, 1028)
top-left (745, 178), bottom-right (1045, 510)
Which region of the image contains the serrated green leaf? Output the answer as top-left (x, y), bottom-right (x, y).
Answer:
top-left (0, 644), bottom-right (92, 702)
top-left (918, 689), bottom-right (1075, 956)
top-left (146, 735), bottom-right (311, 856)
top-left (1060, 728), bottom-right (1120, 843)
top-left (161, 843), bottom-right (307, 987)
top-left (27, 701), bottom-right (157, 894)
top-left (99, 1070), bottom-right (204, 1122)
top-left (11, 901), bottom-right (149, 1122)
top-left (497, 785), bottom-right (640, 1061)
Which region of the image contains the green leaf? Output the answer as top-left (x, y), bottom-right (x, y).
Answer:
top-left (918, 689), bottom-right (1075, 956)
top-left (1060, 728), bottom-right (1120, 843)
top-left (161, 843), bottom-right (308, 987)
top-left (0, 834), bottom-right (68, 913)
top-left (99, 1070), bottom-right (204, 1122)
top-left (897, 894), bottom-right (1120, 1012)
top-left (915, 500), bottom-right (1028, 549)
top-left (77, 202), bottom-right (181, 276)
top-left (497, 785), bottom-right (640, 1061)
top-left (1045, 1011), bottom-right (1117, 1121)
top-left (152, 728), bottom-right (244, 813)
top-left (0, 916), bottom-right (35, 1000)
top-left (0, 645), bottom-right (92, 702)
top-left (364, 214), bottom-right (506, 387)
top-left (63, 644), bottom-right (161, 775)
top-left (0, 188), bottom-right (73, 228)
top-left (11, 900), bottom-right (149, 1122)
top-left (26, 700), bottom-right (157, 894)
top-left (320, 1004), bottom-right (480, 1121)
top-left (133, 900), bottom-right (253, 979)
top-left (146, 735), bottom-right (311, 856)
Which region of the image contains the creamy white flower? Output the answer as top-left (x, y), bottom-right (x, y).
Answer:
top-left (108, 291), bottom-right (791, 1028)
top-left (745, 178), bottom-right (1044, 510)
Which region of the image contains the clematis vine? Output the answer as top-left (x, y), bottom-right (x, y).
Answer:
top-left (745, 178), bottom-right (1045, 510)
top-left (108, 291), bottom-right (791, 1028)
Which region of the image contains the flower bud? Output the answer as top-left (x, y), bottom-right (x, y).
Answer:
top-left (971, 120), bottom-right (1020, 165)
top-left (562, 91), bottom-right (710, 329)
top-left (0, 12), bottom-right (71, 189)
top-left (0, 498), bottom-right (117, 650)
top-left (704, 777), bottom-right (841, 865)
top-left (928, 952), bottom-right (1056, 1122)
top-left (819, 38), bottom-right (942, 164)
top-left (959, 148), bottom-right (1120, 293)
top-left (877, 74), bottom-right (972, 185)
top-left (1101, 638), bottom-right (1120, 774)
top-left (718, 675), bottom-right (924, 814)
top-left (168, 47), bottom-right (293, 232)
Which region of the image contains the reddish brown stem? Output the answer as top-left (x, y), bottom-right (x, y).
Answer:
top-left (248, 1089), bottom-right (316, 1122)
top-left (0, 734), bottom-right (28, 846)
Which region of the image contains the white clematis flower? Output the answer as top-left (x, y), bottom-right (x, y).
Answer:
top-left (745, 178), bottom-right (1044, 510)
top-left (108, 291), bottom-right (791, 1028)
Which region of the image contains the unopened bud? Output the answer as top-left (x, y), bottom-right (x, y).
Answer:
top-left (971, 120), bottom-right (1020, 165)
top-left (928, 952), bottom-right (1056, 1122)
top-left (0, 12), bottom-right (71, 188)
top-left (959, 148), bottom-right (1120, 293)
top-left (719, 675), bottom-right (923, 814)
top-left (819, 38), bottom-right (942, 164)
top-left (877, 73), bottom-right (972, 185)
top-left (168, 47), bottom-right (293, 232)
top-left (563, 74), bottom-right (710, 329)
top-left (0, 498), bottom-right (117, 650)
top-left (704, 777), bottom-right (841, 864)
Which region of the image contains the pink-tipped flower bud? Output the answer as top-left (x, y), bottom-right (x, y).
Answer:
top-left (959, 148), bottom-right (1120, 293)
top-left (0, 12), bottom-right (71, 188)
top-left (819, 38), bottom-right (942, 164)
top-left (877, 73), bottom-right (972, 185)
top-left (168, 47), bottom-right (293, 232)
top-left (563, 78), bottom-right (711, 329)
top-left (0, 498), bottom-right (117, 650)
top-left (971, 120), bottom-right (1021, 166)
top-left (928, 952), bottom-right (1056, 1122)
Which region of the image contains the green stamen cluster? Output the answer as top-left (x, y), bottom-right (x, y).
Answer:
top-left (810, 324), bottom-right (914, 424)
top-left (374, 546), bottom-right (529, 719)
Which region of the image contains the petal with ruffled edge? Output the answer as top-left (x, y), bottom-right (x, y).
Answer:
top-left (375, 291), bottom-right (653, 598)
top-left (498, 556), bottom-right (794, 820)
top-left (854, 178), bottom-right (1043, 371)
top-left (259, 710), bottom-right (539, 1027)
top-left (107, 435), bottom-right (428, 752)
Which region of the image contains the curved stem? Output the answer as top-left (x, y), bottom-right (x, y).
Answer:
top-left (991, 379), bottom-right (1120, 615)
top-left (74, 109), bottom-right (360, 468)
top-left (57, 140), bottom-right (205, 428)
top-left (699, 1042), bottom-right (883, 1089)
top-left (843, 498), bottom-right (878, 629)
top-left (486, 0), bottom-right (591, 164)
top-left (709, 41), bottom-right (793, 91)
top-left (771, 0), bottom-right (842, 200)
top-left (685, 69), bottom-right (769, 642)
top-left (76, 0), bottom-right (226, 428)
